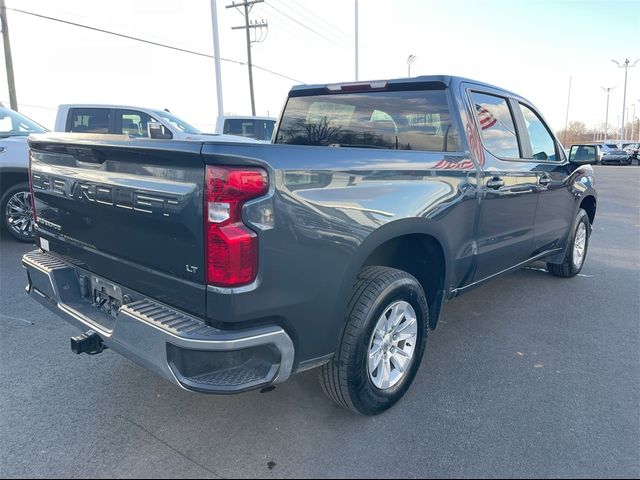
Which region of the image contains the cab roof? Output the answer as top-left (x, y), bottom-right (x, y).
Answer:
top-left (289, 75), bottom-right (521, 99)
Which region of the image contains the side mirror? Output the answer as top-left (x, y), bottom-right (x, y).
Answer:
top-left (569, 144), bottom-right (599, 165)
top-left (147, 122), bottom-right (173, 140)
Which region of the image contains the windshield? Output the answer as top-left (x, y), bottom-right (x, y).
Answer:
top-left (0, 107), bottom-right (47, 137)
top-left (150, 110), bottom-right (200, 134)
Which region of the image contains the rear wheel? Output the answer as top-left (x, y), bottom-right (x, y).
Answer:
top-left (320, 266), bottom-right (428, 415)
top-left (547, 209), bottom-right (590, 278)
top-left (1, 183), bottom-right (35, 242)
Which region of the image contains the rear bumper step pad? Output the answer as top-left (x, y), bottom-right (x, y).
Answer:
top-left (22, 250), bottom-right (294, 394)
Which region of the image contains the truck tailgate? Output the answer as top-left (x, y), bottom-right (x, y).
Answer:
top-left (28, 136), bottom-right (206, 317)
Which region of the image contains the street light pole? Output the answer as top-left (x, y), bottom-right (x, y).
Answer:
top-left (612, 58), bottom-right (639, 142)
top-left (602, 86), bottom-right (615, 142)
top-left (210, 0), bottom-right (224, 119)
top-left (407, 55), bottom-right (416, 77)
top-left (563, 76), bottom-right (571, 146)
top-left (354, 0), bottom-right (359, 81)
top-left (625, 107), bottom-right (629, 140)
top-left (631, 103), bottom-right (636, 143)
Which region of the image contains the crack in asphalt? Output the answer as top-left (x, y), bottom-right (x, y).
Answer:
top-left (116, 415), bottom-right (225, 479)
top-left (0, 313), bottom-right (34, 325)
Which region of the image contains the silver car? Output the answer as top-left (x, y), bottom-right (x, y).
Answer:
top-left (598, 143), bottom-right (631, 165)
top-left (0, 107), bottom-right (47, 241)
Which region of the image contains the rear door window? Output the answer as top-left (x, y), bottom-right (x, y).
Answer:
top-left (276, 89), bottom-right (460, 152)
top-left (68, 108), bottom-right (112, 133)
top-left (120, 110), bottom-right (156, 137)
top-left (470, 92), bottom-right (520, 159)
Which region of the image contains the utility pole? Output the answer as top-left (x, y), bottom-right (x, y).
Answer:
top-left (0, 0), bottom-right (17, 111)
top-left (354, 0), bottom-right (359, 81)
top-left (601, 86), bottom-right (615, 142)
top-left (563, 76), bottom-right (571, 146)
top-left (210, 0), bottom-right (224, 120)
top-left (227, 0), bottom-right (267, 116)
top-left (612, 58), bottom-right (639, 142)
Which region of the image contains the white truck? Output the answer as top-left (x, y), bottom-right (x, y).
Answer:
top-left (54, 105), bottom-right (258, 142)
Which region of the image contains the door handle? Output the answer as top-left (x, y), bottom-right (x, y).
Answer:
top-left (539, 175), bottom-right (552, 186)
top-left (486, 177), bottom-right (505, 189)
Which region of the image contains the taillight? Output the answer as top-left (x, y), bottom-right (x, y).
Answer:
top-left (205, 166), bottom-right (268, 287)
top-left (28, 149), bottom-right (37, 224)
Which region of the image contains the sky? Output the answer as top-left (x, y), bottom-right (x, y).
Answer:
top-left (1, 0), bottom-right (639, 135)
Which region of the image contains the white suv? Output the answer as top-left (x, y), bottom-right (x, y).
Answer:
top-left (54, 105), bottom-right (258, 143)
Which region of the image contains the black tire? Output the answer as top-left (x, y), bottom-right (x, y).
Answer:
top-left (0, 182), bottom-right (35, 242)
top-left (546, 209), bottom-right (590, 278)
top-left (320, 266), bottom-right (428, 415)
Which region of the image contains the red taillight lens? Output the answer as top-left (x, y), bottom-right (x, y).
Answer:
top-left (205, 166), bottom-right (268, 287)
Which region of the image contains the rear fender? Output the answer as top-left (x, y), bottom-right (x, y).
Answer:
top-left (330, 218), bottom-right (453, 338)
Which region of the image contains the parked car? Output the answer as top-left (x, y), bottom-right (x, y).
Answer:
top-left (0, 106), bottom-right (47, 242)
top-left (623, 142), bottom-right (639, 157)
top-left (25, 76), bottom-right (597, 415)
top-left (597, 142), bottom-right (631, 165)
top-left (215, 116), bottom-right (276, 142)
top-left (54, 104), bottom-right (258, 143)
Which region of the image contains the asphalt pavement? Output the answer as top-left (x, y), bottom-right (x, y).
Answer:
top-left (1, 166), bottom-right (638, 479)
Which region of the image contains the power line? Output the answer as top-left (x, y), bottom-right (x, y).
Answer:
top-left (262, 3), bottom-right (344, 48)
top-left (266, 0), bottom-right (392, 59)
top-left (284, 0), bottom-right (353, 40)
top-left (7, 7), bottom-right (304, 84)
top-left (253, 4), bottom-right (332, 49)
top-left (253, 4), bottom-right (316, 41)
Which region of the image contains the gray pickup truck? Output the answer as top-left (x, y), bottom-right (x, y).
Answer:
top-left (24, 76), bottom-right (598, 415)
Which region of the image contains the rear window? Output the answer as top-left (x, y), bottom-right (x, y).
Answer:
top-left (68, 108), bottom-right (111, 133)
top-left (224, 119), bottom-right (276, 141)
top-left (224, 119), bottom-right (257, 138)
top-left (275, 89), bottom-right (460, 152)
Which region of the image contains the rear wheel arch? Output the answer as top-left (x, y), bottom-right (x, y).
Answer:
top-left (332, 219), bottom-right (452, 336)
